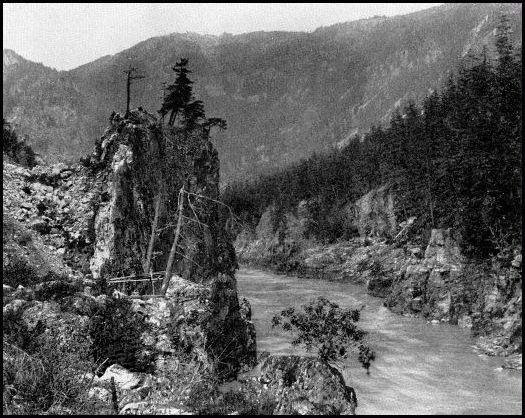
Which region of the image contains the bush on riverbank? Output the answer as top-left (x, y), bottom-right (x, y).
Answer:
top-left (272, 296), bottom-right (376, 373)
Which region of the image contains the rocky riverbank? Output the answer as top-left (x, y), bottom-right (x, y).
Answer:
top-left (234, 191), bottom-right (522, 371)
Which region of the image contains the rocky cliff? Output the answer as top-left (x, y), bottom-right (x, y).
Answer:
top-left (3, 109), bottom-right (256, 382)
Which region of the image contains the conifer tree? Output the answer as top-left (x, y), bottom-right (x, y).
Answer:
top-left (222, 22), bottom-right (522, 255)
top-left (160, 58), bottom-right (205, 128)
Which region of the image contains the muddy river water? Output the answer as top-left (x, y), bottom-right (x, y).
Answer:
top-left (236, 267), bottom-right (522, 415)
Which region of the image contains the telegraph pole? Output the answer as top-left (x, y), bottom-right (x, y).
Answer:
top-left (123, 66), bottom-right (145, 118)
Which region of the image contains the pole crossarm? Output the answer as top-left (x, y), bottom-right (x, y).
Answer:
top-left (123, 66), bottom-right (145, 117)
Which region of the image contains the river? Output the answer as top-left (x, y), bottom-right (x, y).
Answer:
top-left (236, 267), bottom-right (522, 415)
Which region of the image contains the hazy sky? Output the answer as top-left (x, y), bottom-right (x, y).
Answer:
top-left (4, 3), bottom-right (442, 71)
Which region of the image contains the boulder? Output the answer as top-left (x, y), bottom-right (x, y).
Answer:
top-left (119, 403), bottom-right (192, 415)
top-left (99, 364), bottom-right (141, 391)
top-left (3, 284), bottom-right (14, 294)
top-left (87, 386), bottom-right (111, 403)
top-left (29, 217), bottom-right (49, 233)
top-left (256, 355), bottom-right (357, 415)
top-left (3, 299), bottom-right (27, 316)
top-left (511, 254), bottom-right (521, 269)
top-left (119, 402), bottom-right (149, 415)
top-left (165, 275), bottom-right (210, 302)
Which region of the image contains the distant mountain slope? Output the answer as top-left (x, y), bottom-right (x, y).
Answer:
top-left (3, 3), bottom-right (522, 182)
top-left (3, 50), bottom-right (100, 158)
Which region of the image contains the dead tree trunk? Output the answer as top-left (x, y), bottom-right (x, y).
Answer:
top-left (168, 109), bottom-right (178, 126)
top-left (144, 193), bottom-right (163, 274)
top-left (161, 185), bottom-right (185, 295)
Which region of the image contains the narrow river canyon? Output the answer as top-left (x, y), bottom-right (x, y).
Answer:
top-left (237, 267), bottom-right (522, 415)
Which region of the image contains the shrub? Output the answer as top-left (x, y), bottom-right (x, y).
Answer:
top-left (187, 379), bottom-right (277, 415)
top-left (3, 316), bottom-right (98, 414)
top-left (88, 296), bottom-right (153, 373)
top-left (3, 305), bottom-right (38, 352)
top-left (220, 380), bottom-right (277, 415)
top-left (184, 373), bottom-right (221, 413)
top-left (133, 358), bottom-right (214, 413)
top-left (3, 254), bottom-right (75, 297)
top-left (3, 256), bottom-right (39, 288)
top-left (272, 296), bottom-right (376, 373)
top-left (33, 275), bottom-right (82, 301)
top-left (181, 368), bottom-right (276, 415)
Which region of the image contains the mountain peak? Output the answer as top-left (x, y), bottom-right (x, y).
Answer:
top-left (3, 49), bottom-right (24, 67)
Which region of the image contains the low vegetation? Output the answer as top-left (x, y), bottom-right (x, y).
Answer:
top-left (88, 297), bottom-right (153, 374)
top-left (3, 308), bottom-right (104, 415)
top-left (272, 296), bottom-right (376, 373)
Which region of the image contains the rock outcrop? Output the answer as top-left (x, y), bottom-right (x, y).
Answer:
top-left (3, 109), bottom-right (256, 380)
top-left (250, 354), bottom-right (357, 415)
top-left (350, 183), bottom-right (396, 239)
top-left (385, 228), bottom-right (464, 320)
top-left (235, 203), bottom-right (311, 272)
top-left (86, 110), bottom-right (255, 377)
top-left (129, 275), bottom-right (257, 376)
top-left (3, 160), bottom-right (100, 277)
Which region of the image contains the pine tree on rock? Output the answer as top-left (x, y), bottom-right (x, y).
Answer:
top-left (159, 58), bottom-right (206, 128)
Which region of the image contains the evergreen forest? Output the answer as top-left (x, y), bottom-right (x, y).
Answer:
top-left (222, 18), bottom-right (522, 259)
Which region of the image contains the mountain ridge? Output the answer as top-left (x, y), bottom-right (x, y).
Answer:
top-left (3, 3), bottom-right (522, 182)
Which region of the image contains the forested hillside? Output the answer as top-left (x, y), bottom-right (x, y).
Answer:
top-left (3, 3), bottom-right (521, 182)
top-left (223, 18), bottom-right (522, 258)
top-left (3, 119), bottom-right (37, 168)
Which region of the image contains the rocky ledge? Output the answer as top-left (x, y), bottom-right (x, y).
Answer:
top-left (82, 353), bottom-right (358, 415)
